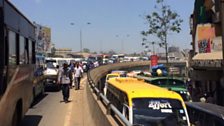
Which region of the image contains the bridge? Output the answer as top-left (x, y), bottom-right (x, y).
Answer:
top-left (21, 61), bottom-right (188, 126)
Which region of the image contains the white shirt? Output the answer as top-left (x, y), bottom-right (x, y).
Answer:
top-left (74, 67), bottom-right (83, 77)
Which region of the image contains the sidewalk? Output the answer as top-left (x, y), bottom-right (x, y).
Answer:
top-left (21, 76), bottom-right (96, 126)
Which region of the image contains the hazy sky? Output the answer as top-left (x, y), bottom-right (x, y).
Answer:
top-left (11, 0), bottom-right (194, 53)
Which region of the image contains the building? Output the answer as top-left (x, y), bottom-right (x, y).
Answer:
top-left (189, 0), bottom-right (224, 106)
top-left (54, 48), bottom-right (72, 57)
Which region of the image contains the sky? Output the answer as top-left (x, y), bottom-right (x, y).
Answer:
top-left (10, 0), bottom-right (194, 54)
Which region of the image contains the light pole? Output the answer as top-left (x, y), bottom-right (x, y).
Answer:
top-left (70, 22), bottom-right (91, 54)
top-left (116, 34), bottom-right (130, 54)
top-left (142, 38), bottom-right (157, 55)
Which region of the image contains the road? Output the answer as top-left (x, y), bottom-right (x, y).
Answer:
top-left (21, 76), bottom-right (95, 126)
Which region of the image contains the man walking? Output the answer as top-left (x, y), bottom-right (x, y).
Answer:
top-left (74, 62), bottom-right (83, 90)
top-left (57, 63), bottom-right (72, 102)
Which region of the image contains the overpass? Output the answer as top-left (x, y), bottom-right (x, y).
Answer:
top-left (21, 61), bottom-right (187, 126)
top-left (85, 61), bottom-right (186, 126)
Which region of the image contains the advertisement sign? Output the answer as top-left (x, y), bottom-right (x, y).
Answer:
top-left (195, 24), bottom-right (215, 53)
top-left (150, 55), bottom-right (158, 67)
top-left (34, 23), bottom-right (51, 53)
top-left (42, 27), bottom-right (51, 52)
top-left (212, 36), bottom-right (222, 52)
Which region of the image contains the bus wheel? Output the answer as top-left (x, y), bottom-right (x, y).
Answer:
top-left (12, 102), bottom-right (22, 126)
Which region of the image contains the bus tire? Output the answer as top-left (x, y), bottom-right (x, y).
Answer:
top-left (12, 100), bottom-right (22, 126)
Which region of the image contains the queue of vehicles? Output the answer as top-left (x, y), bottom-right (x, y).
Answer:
top-left (103, 65), bottom-right (193, 126)
top-left (104, 64), bottom-right (224, 126)
top-left (105, 77), bottom-right (190, 126)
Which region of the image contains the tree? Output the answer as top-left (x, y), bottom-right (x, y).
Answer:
top-left (108, 50), bottom-right (116, 55)
top-left (92, 51), bottom-right (97, 54)
top-left (83, 48), bottom-right (90, 53)
top-left (142, 0), bottom-right (183, 63)
top-left (49, 46), bottom-right (56, 57)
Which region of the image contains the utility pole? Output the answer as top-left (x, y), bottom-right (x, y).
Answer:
top-left (80, 30), bottom-right (82, 54)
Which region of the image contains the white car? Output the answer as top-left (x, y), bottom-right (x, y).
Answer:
top-left (43, 63), bottom-right (59, 87)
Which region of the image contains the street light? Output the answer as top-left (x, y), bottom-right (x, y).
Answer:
top-left (116, 34), bottom-right (130, 54)
top-left (70, 22), bottom-right (91, 54)
top-left (142, 38), bottom-right (157, 55)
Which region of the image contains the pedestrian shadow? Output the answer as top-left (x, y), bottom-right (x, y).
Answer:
top-left (45, 85), bottom-right (61, 92)
top-left (59, 100), bottom-right (73, 103)
top-left (31, 94), bottom-right (48, 108)
top-left (20, 115), bottom-right (42, 126)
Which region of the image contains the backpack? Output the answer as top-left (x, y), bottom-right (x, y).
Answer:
top-left (62, 68), bottom-right (72, 80)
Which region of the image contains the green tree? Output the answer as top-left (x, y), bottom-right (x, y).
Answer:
top-left (49, 46), bottom-right (56, 57)
top-left (83, 48), bottom-right (90, 53)
top-left (142, 0), bottom-right (183, 63)
top-left (108, 50), bottom-right (116, 55)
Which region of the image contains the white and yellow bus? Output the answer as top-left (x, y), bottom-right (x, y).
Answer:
top-left (106, 77), bottom-right (190, 126)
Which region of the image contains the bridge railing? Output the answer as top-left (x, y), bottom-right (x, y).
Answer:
top-left (86, 61), bottom-right (186, 126)
top-left (87, 69), bottom-right (132, 126)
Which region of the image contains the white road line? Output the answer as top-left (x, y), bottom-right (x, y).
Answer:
top-left (63, 77), bottom-right (87, 126)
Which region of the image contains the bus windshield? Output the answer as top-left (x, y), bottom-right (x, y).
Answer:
top-left (132, 98), bottom-right (188, 126)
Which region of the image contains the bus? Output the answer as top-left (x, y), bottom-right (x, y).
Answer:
top-left (186, 102), bottom-right (224, 126)
top-left (106, 77), bottom-right (190, 126)
top-left (0, 1), bottom-right (36, 126)
top-left (135, 75), bottom-right (192, 102)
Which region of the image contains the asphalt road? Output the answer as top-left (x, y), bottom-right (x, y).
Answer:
top-left (21, 76), bottom-right (95, 126)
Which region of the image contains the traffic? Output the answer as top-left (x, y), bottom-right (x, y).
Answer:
top-left (1, 0), bottom-right (224, 126)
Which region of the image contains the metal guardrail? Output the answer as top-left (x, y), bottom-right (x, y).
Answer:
top-left (87, 71), bottom-right (132, 126)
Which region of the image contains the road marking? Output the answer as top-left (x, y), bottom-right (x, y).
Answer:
top-left (63, 77), bottom-right (87, 126)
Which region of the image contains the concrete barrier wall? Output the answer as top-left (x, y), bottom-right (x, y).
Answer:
top-left (86, 61), bottom-right (151, 126)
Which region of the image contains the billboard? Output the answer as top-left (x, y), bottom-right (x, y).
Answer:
top-left (195, 24), bottom-right (216, 53)
top-left (150, 55), bottom-right (158, 67)
top-left (34, 23), bottom-right (51, 53)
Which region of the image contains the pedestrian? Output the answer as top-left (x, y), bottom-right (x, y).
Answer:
top-left (74, 62), bottom-right (83, 90)
top-left (69, 62), bottom-right (75, 88)
top-left (57, 63), bottom-right (72, 102)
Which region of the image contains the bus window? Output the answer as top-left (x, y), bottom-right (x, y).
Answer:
top-left (123, 104), bottom-right (129, 120)
top-left (8, 30), bottom-right (16, 65)
top-left (29, 40), bottom-right (33, 64)
top-left (32, 41), bottom-right (36, 64)
top-left (7, 30), bottom-right (17, 85)
top-left (19, 36), bottom-right (26, 64)
top-left (25, 38), bottom-right (29, 64)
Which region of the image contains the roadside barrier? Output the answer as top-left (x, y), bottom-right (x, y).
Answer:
top-left (86, 61), bottom-right (150, 126)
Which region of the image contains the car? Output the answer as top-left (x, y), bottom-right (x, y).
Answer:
top-left (43, 62), bottom-right (60, 90)
top-left (111, 70), bottom-right (127, 77)
top-left (136, 75), bottom-right (192, 101)
top-left (104, 73), bottom-right (121, 95)
top-left (126, 70), bottom-right (142, 77)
